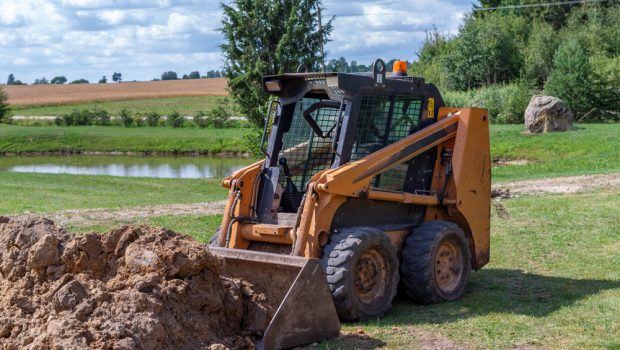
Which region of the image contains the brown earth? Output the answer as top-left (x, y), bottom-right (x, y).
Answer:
top-left (492, 172), bottom-right (620, 196)
top-left (0, 217), bottom-right (271, 350)
top-left (3, 78), bottom-right (228, 107)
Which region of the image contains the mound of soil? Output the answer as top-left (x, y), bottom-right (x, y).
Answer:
top-left (0, 217), bottom-right (270, 350)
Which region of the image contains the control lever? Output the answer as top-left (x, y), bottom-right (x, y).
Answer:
top-left (279, 158), bottom-right (298, 193)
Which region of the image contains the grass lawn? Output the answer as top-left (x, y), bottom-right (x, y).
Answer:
top-left (10, 96), bottom-right (236, 117)
top-left (0, 172), bottom-right (228, 214)
top-left (491, 124), bottom-right (620, 182)
top-left (0, 124), bottom-right (250, 154)
top-left (66, 189), bottom-right (620, 349)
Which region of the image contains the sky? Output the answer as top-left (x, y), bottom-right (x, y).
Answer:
top-left (0, 0), bottom-right (473, 84)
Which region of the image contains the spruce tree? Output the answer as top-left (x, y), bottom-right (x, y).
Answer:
top-left (0, 86), bottom-right (10, 123)
top-left (220, 0), bottom-right (332, 127)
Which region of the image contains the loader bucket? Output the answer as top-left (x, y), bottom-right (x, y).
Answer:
top-left (209, 247), bottom-right (341, 350)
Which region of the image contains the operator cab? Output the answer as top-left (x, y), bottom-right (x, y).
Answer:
top-left (255, 59), bottom-right (445, 224)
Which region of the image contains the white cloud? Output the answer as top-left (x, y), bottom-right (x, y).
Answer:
top-left (0, 0), bottom-right (472, 84)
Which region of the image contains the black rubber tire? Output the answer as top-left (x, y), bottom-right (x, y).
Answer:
top-left (321, 227), bottom-right (399, 321)
top-left (400, 221), bottom-right (471, 304)
top-left (208, 228), bottom-right (221, 246)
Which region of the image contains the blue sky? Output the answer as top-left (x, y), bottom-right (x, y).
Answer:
top-left (0, 0), bottom-right (473, 84)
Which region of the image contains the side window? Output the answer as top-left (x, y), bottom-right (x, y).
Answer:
top-left (350, 93), bottom-right (424, 191)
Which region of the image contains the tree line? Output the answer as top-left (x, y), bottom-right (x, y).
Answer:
top-left (413, 1), bottom-right (619, 121)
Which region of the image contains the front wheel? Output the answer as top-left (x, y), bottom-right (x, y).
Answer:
top-left (400, 221), bottom-right (471, 304)
top-left (321, 228), bottom-right (399, 321)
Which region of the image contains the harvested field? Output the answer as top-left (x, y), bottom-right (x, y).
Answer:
top-left (0, 217), bottom-right (269, 350)
top-left (3, 78), bottom-right (228, 107)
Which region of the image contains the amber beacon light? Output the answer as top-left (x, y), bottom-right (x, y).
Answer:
top-left (392, 60), bottom-right (408, 77)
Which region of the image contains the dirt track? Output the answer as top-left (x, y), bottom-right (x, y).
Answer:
top-left (493, 172), bottom-right (620, 196)
top-left (12, 173), bottom-right (620, 228)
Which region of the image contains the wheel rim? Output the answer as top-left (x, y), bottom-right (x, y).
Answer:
top-left (434, 239), bottom-right (464, 293)
top-left (354, 248), bottom-right (389, 304)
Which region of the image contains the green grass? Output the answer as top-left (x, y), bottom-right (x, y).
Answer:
top-left (317, 189), bottom-right (620, 349)
top-left (491, 124), bottom-right (620, 182)
top-left (67, 214), bottom-right (223, 243)
top-left (0, 172), bottom-right (228, 214)
top-left (64, 189), bottom-right (620, 349)
top-left (11, 96), bottom-right (234, 116)
top-left (0, 124), bottom-right (249, 154)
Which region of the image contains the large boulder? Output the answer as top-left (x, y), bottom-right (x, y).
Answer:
top-left (524, 95), bottom-right (573, 133)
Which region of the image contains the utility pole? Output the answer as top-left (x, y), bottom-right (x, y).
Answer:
top-left (318, 6), bottom-right (326, 72)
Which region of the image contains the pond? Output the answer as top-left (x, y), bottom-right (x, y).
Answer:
top-left (0, 155), bottom-right (254, 179)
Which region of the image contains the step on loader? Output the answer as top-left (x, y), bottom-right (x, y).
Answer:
top-left (210, 59), bottom-right (491, 349)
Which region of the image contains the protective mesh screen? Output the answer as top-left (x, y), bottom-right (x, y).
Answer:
top-left (351, 94), bottom-right (424, 191)
top-left (279, 99), bottom-right (340, 189)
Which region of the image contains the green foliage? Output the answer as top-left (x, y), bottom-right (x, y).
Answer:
top-left (112, 72), bottom-right (122, 83)
top-left (167, 111), bottom-right (184, 128)
top-left (70, 79), bottom-right (89, 84)
top-left (205, 106), bottom-right (231, 128)
top-left (193, 111), bottom-right (207, 128)
top-left (220, 0), bottom-right (332, 127)
top-left (544, 39), bottom-right (593, 117)
top-left (0, 86), bottom-right (10, 123)
top-left (91, 107), bottom-right (111, 126)
top-left (50, 76), bottom-right (67, 84)
top-left (119, 109), bottom-right (134, 127)
top-left (523, 21), bottom-right (558, 88)
top-left (145, 112), bottom-right (161, 127)
top-left (161, 71), bottom-right (178, 80)
top-left (243, 128), bottom-right (263, 157)
top-left (98, 76), bottom-right (107, 84)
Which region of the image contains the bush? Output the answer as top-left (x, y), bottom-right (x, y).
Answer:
top-left (61, 110), bottom-right (94, 126)
top-left (145, 112), bottom-right (161, 127)
top-left (134, 113), bottom-right (146, 127)
top-left (243, 128), bottom-right (263, 157)
top-left (119, 109), bottom-right (134, 127)
top-left (92, 108), bottom-right (111, 126)
top-left (167, 111), bottom-right (184, 128)
top-left (206, 106), bottom-right (231, 128)
top-left (193, 111), bottom-right (208, 128)
top-left (0, 86), bottom-right (10, 123)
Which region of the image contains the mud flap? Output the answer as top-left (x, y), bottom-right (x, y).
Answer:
top-left (209, 247), bottom-right (341, 350)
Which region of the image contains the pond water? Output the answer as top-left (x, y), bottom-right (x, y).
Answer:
top-left (0, 156), bottom-right (254, 179)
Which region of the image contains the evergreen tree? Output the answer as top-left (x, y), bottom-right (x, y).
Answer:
top-left (220, 0), bottom-right (333, 126)
top-left (0, 86), bottom-right (10, 123)
top-left (545, 39), bottom-right (593, 116)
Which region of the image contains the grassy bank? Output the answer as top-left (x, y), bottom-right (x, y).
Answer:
top-left (10, 96), bottom-right (234, 117)
top-left (491, 123), bottom-right (620, 182)
top-left (0, 172), bottom-right (228, 214)
top-left (0, 124), bottom-right (250, 154)
top-left (65, 189), bottom-right (620, 349)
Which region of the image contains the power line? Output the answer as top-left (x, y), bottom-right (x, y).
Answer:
top-left (474, 0), bottom-right (607, 11)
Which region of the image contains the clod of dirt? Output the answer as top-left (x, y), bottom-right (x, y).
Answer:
top-left (0, 217), bottom-right (270, 350)
top-left (491, 188), bottom-right (511, 199)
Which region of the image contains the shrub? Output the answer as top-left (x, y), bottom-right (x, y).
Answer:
top-left (54, 116), bottom-right (63, 126)
top-left (119, 109), bottom-right (134, 127)
top-left (92, 108), bottom-right (111, 126)
top-left (0, 86), bottom-right (10, 123)
top-left (243, 128), bottom-right (263, 157)
top-left (206, 106), bottom-right (231, 128)
top-left (544, 39), bottom-right (593, 117)
top-left (61, 110), bottom-right (93, 126)
top-left (193, 111), bottom-right (208, 128)
top-left (145, 112), bottom-right (161, 127)
top-left (167, 111), bottom-right (184, 128)
top-left (134, 114), bottom-right (146, 127)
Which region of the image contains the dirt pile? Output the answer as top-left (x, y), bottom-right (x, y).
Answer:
top-left (0, 217), bottom-right (270, 350)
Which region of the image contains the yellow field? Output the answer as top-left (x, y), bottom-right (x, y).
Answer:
top-left (3, 78), bottom-right (228, 107)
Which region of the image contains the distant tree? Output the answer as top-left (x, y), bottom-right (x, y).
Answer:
top-left (51, 76), bottom-right (67, 84)
top-left (545, 39), bottom-right (593, 116)
top-left (215, 71), bottom-right (222, 78)
top-left (7, 74), bottom-right (15, 85)
top-left (182, 74), bottom-right (189, 79)
top-left (161, 71), bottom-right (178, 80)
top-left (34, 77), bottom-right (49, 85)
top-left (523, 21), bottom-right (558, 88)
top-left (188, 71), bottom-right (200, 79)
top-left (220, 0), bottom-right (333, 126)
top-left (98, 76), bottom-right (107, 84)
top-left (70, 79), bottom-right (89, 84)
top-left (0, 86), bottom-right (10, 123)
top-left (206, 70), bottom-right (217, 78)
top-left (112, 72), bottom-right (122, 83)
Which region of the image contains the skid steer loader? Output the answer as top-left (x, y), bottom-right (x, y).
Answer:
top-left (210, 59), bottom-right (490, 349)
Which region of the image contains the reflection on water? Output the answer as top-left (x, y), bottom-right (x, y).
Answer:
top-left (0, 156), bottom-right (253, 179)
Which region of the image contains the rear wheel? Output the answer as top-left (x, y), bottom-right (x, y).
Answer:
top-left (321, 228), bottom-right (399, 321)
top-left (400, 221), bottom-right (471, 304)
